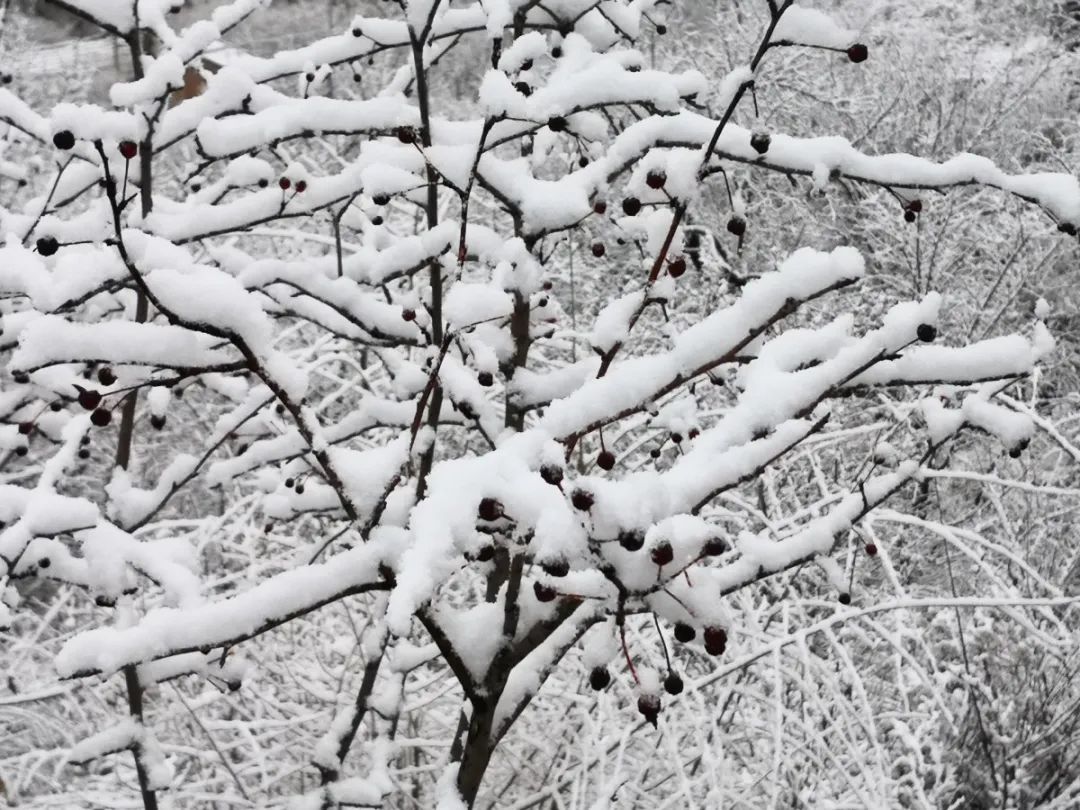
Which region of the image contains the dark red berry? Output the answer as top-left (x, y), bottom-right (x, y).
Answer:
top-left (646, 171), bottom-right (666, 189)
top-left (533, 580), bottom-right (556, 602)
top-left (865, 543), bottom-right (878, 556)
top-left (520, 58), bottom-right (533, 71)
top-left (655, 23), bottom-right (667, 34)
top-left (13, 372), bottom-right (29, 384)
top-left (727, 216), bottom-right (746, 237)
top-left (476, 371), bottom-right (493, 388)
top-left (540, 465), bottom-right (563, 486)
top-left (294, 483), bottom-right (305, 495)
top-left (1059, 222), bottom-right (1077, 236)
top-left (305, 72), bottom-right (315, 82)
top-left (97, 367), bottom-right (116, 386)
top-left (52, 130), bottom-right (75, 150)
top-left (295, 180), bottom-right (307, 193)
top-left (664, 673), bottom-right (684, 695)
top-left (674, 623), bottom-right (696, 643)
top-left (1008, 445), bottom-right (1023, 459)
top-left (916, 323), bottom-right (937, 342)
top-left (551, 46), bottom-right (562, 58)
top-left (904, 209), bottom-right (917, 223)
top-left (50, 402), bottom-right (63, 412)
top-left (637, 694), bottom-right (661, 726)
top-left (907, 199), bottom-right (923, 214)
top-left (150, 414), bottom-right (166, 430)
top-left (285, 478), bottom-right (295, 488)
top-left (704, 626), bottom-right (727, 655)
top-left (548, 116), bottom-right (567, 132)
top-left (373, 193), bottom-right (390, 206)
top-left (618, 530), bottom-right (645, 551)
top-left (77, 388), bottom-right (102, 411)
top-left (703, 537), bottom-right (727, 556)
top-left (478, 497), bottom-right (503, 521)
top-left (17, 422), bottom-right (32, 435)
top-left (401, 308), bottom-right (417, 323)
top-left (597, 450), bottom-right (615, 470)
top-left (593, 200), bottom-right (607, 215)
top-left (38, 557), bottom-right (51, 569)
top-left (847, 43), bottom-right (869, 63)
top-left (396, 126), bottom-right (415, 144)
top-left (589, 666), bottom-right (610, 691)
top-left (279, 177), bottom-right (291, 190)
top-left (78, 448), bottom-right (90, 459)
top-left (838, 592), bottom-right (852, 605)
top-left (750, 132), bottom-right (771, 154)
top-left (651, 541), bottom-right (674, 566)
top-left (36, 236), bottom-right (59, 256)
top-left (118, 140), bottom-right (138, 160)
top-left (578, 155), bottom-right (589, 168)
top-left (15, 445), bottom-right (27, 456)
top-left (668, 257), bottom-right (686, 278)
top-left (542, 558), bottom-right (569, 577)
top-left (90, 408), bottom-right (112, 427)
top-left (621, 197), bottom-right (642, 216)
top-left (591, 242), bottom-right (606, 258)
top-left (650, 448), bottom-right (661, 459)
top-left (571, 489), bottom-right (594, 511)
top-left (352, 27), bottom-right (362, 36)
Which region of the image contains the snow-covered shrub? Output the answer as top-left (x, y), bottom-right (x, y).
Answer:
top-left (1, 1), bottom-right (1079, 807)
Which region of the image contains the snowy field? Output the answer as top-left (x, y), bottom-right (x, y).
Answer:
top-left (1, 1), bottom-right (1079, 808)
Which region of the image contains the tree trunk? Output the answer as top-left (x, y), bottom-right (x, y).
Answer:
top-left (456, 698), bottom-right (498, 807)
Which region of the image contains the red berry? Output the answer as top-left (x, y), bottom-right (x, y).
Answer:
top-left (593, 200), bottom-right (607, 215)
top-left (150, 414), bottom-right (166, 430)
top-left (663, 673), bottom-right (684, 695)
top-left (540, 465), bottom-right (563, 486)
top-left (668, 257), bottom-right (686, 278)
top-left (542, 558), bottom-right (569, 577)
top-left (904, 210), bottom-right (917, 223)
top-left (279, 177), bottom-right (291, 190)
top-left (533, 580), bottom-right (556, 602)
top-left (847, 43), bottom-right (869, 63)
top-left (703, 626), bottom-right (727, 655)
top-left (97, 367), bottom-right (116, 386)
top-left (646, 171), bottom-right (666, 189)
top-left (36, 236), bottom-right (59, 256)
top-left (571, 489), bottom-right (594, 511)
top-left (618, 530), bottom-right (645, 551)
top-left (589, 666), bottom-right (610, 691)
top-left (727, 216), bottom-right (746, 237)
top-left (478, 497), bottom-right (503, 521)
top-left (402, 308), bottom-right (416, 322)
top-left (90, 408), bottom-right (112, 427)
top-left (750, 132), bottom-right (771, 154)
top-left (703, 537), bottom-right (727, 556)
top-left (77, 388), bottom-right (102, 411)
top-left (478, 371), bottom-right (494, 387)
top-left (548, 116), bottom-right (567, 132)
top-left (118, 140), bottom-right (138, 160)
top-left (906, 199), bottom-right (923, 214)
top-left (396, 126), bottom-right (415, 144)
top-left (865, 543), bottom-right (878, 556)
top-left (597, 450), bottom-right (615, 470)
top-left (838, 592), bottom-right (852, 605)
top-left (295, 180), bottom-right (307, 193)
top-left (17, 422), bottom-right (33, 435)
top-left (637, 694), bottom-right (661, 727)
top-left (622, 197), bottom-right (642, 216)
top-left (52, 130), bottom-right (75, 150)
top-left (916, 323), bottom-right (937, 342)
top-left (651, 541), bottom-right (674, 567)
top-left (673, 622), bottom-right (696, 643)
top-left (591, 242), bottom-right (606, 258)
